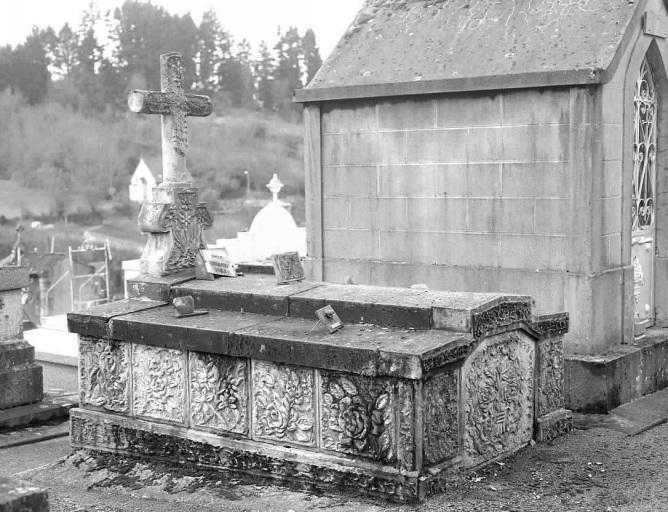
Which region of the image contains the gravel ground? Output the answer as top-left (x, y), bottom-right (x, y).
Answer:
top-left (6, 421), bottom-right (668, 512)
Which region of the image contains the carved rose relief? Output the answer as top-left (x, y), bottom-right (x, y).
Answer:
top-left (463, 334), bottom-right (534, 464)
top-left (133, 344), bottom-right (186, 424)
top-left (537, 337), bottom-right (565, 416)
top-left (189, 352), bottom-right (248, 434)
top-left (423, 370), bottom-right (459, 465)
top-left (252, 361), bottom-right (315, 446)
top-left (320, 371), bottom-right (395, 463)
top-left (79, 336), bottom-right (130, 413)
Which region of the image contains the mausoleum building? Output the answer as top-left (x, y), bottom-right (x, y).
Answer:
top-left (295, 0), bottom-right (668, 411)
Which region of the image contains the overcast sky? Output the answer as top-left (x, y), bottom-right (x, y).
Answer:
top-left (0, 0), bottom-right (365, 59)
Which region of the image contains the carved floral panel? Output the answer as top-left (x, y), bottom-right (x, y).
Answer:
top-left (463, 334), bottom-right (534, 465)
top-left (189, 352), bottom-right (248, 435)
top-left (537, 337), bottom-right (565, 416)
top-left (320, 371), bottom-right (395, 463)
top-left (423, 370), bottom-right (459, 465)
top-left (132, 344), bottom-right (186, 424)
top-left (79, 336), bottom-right (130, 413)
top-left (397, 380), bottom-right (415, 470)
top-left (252, 360), bottom-right (315, 446)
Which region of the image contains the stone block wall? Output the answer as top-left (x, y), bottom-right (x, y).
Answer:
top-left (312, 86), bottom-right (623, 354)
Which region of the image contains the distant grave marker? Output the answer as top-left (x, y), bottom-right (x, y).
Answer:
top-left (271, 251), bottom-right (305, 284)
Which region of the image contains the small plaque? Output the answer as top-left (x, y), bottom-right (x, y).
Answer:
top-left (315, 305), bottom-right (344, 334)
top-left (271, 251), bottom-right (305, 284)
top-left (202, 248), bottom-right (236, 277)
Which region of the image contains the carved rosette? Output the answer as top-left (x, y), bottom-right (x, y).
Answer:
top-left (161, 190), bottom-right (213, 273)
top-left (397, 381), bottom-right (415, 470)
top-left (537, 337), bottom-right (565, 416)
top-left (423, 370), bottom-right (459, 465)
top-left (463, 334), bottom-right (534, 464)
top-left (320, 371), bottom-right (395, 463)
top-left (189, 352), bottom-right (248, 435)
top-left (79, 336), bottom-right (130, 413)
top-left (132, 345), bottom-right (186, 424)
top-left (252, 361), bottom-right (315, 446)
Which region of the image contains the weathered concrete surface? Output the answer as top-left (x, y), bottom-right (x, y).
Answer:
top-left (0, 267), bottom-right (29, 292)
top-left (66, 298), bottom-right (167, 338)
top-left (0, 477), bottom-right (49, 512)
top-left (300, 0), bottom-right (639, 100)
top-left (173, 276), bottom-right (320, 317)
top-left (126, 270), bottom-right (196, 301)
top-left (565, 329), bottom-right (668, 412)
top-left (0, 391), bottom-right (77, 430)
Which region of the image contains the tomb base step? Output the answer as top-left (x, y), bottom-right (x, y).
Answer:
top-left (70, 408), bottom-right (445, 503)
top-left (565, 328), bottom-right (668, 412)
top-left (0, 391), bottom-right (77, 431)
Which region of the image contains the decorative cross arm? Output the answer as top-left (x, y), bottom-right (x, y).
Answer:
top-left (128, 91), bottom-right (212, 118)
top-left (127, 52), bottom-right (212, 183)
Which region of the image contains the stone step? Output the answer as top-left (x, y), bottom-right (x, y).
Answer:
top-left (106, 305), bottom-right (469, 380)
top-left (171, 274), bottom-right (536, 334)
top-left (0, 340), bottom-right (35, 370)
top-left (0, 390), bottom-right (77, 431)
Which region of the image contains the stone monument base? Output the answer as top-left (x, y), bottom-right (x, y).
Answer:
top-left (68, 274), bottom-right (572, 502)
top-left (566, 329), bottom-right (668, 412)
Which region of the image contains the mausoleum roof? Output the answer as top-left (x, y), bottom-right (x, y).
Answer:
top-left (295, 0), bottom-right (645, 103)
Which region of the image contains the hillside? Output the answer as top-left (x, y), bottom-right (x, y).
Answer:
top-left (0, 92), bottom-right (306, 219)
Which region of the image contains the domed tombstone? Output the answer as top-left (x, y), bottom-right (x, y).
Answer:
top-left (216, 174), bottom-right (307, 265)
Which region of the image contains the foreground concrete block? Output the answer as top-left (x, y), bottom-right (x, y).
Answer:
top-left (0, 477), bottom-right (49, 512)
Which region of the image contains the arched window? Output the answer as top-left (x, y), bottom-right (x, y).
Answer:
top-left (632, 57), bottom-right (657, 231)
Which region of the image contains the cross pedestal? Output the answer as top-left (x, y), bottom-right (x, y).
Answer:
top-left (129, 53), bottom-right (213, 276)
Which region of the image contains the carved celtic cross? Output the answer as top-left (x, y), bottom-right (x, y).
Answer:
top-left (131, 53), bottom-right (214, 276)
top-left (128, 52), bottom-right (212, 185)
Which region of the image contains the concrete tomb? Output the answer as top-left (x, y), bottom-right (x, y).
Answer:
top-left (67, 52), bottom-right (572, 502)
top-left (294, 0), bottom-right (668, 412)
top-left (0, 267), bottom-right (43, 412)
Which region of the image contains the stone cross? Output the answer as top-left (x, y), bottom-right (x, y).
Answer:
top-left (128, 52), bottom-right (212, 185)
top-left (130, 52), bottom-right (214, 277)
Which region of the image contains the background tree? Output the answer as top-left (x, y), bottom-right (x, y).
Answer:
top-left (302, 29), bottom-right (322, 85)
top-left (254, 41), bottom-right (275, 111)
top-left (273, 27), bottom-right (304, 120)
top-left (10, 28), bottom-right (52, 104)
